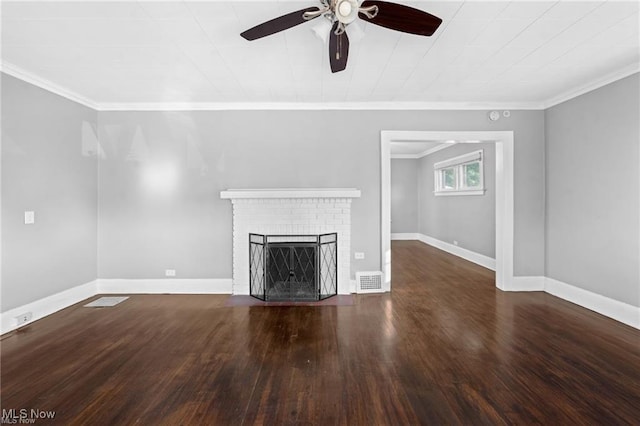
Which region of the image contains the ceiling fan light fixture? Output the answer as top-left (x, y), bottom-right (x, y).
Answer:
top-left (240, 0), bottom-right (443, 72)
top-left (334, 0), bottom-right (358, 24)
top-left (339, 2), bottom-right (352, 15)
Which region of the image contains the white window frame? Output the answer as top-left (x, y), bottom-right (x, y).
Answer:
top-left (434, 149), bottom-right (485, 196)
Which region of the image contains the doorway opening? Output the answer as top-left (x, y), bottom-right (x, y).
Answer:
top-left (380, 131), bottom-right (515, 291)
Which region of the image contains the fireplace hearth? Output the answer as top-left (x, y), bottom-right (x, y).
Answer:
top-left (249, 234), bottom-right (337, 301)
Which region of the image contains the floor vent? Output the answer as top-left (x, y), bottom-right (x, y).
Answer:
top-left (355, 271), bottom-right (384, 294)
top-left (84, 296), bottom-right (129, 307)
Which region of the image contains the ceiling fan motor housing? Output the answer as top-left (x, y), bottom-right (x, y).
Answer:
top-left (334, 0), bottom-right (359, 24)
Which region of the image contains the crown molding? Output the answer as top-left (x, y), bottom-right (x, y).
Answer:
top-left (2, 60), bottom-right (637, 112)
top-left (0, 64), bottom-right (544, 110)
top-left (543, 63), bottom-right (640, 109)
top-left (0, 61), bottom-right (98, 110)
top-left (96, 101), bottom-right (545, 111)
top-left (0, 64), bottom-right (543, 110)
top-left (391, 143), bottom-right (453, 160)
top-left (390, 154), bottom-right (421, 159)
top-left (417, 143), bottom-right (453, 158)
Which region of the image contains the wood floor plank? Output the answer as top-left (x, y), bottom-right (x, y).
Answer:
top-left (1, 240), bottom-right (639, 424)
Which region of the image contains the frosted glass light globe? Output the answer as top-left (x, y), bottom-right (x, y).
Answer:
top-left (339, 1), bottom-right (352, 16)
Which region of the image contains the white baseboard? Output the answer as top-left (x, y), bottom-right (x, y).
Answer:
top-left (1, 278), bottom-right (234, 335)
top-left (391, 233), bottom-right (419, 240)
top-left (3, 276), bottom-right (637, 336)
top-left (510, 276), bottom-right (546, 292)
top-left (417, 233), bottom-right (496, 271)
top-left (1, 280), bottom-right (98, 335)
top-left (97, 278), bottom-right (233, 294)
top-left (545, 277), bottom-right (639, 330)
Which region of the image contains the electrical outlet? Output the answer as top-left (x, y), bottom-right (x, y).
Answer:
top-left (354, 252), bottom-right (365, 260)
top-left (165, 269), bottom-right (176, 277)
top-left (15, 312), bottom-right (32, 326)
top-left (453, 240), bottom-right (459, 246)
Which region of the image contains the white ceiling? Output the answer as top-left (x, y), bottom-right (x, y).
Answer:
top-left (1, 0), bottom-right (639, 108)
top-left (390, 141), bottom-right (447, 156)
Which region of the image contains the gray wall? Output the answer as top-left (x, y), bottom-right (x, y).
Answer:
top-left (390, 159), bottom-right (419, 234)
top-left (98, 109), bottom-right (545, 279)
top-left (0, 74), bottom-right (547, 311)
top-left (8, 70), bottom-right (639, 309)
top-left (545, 73), bottom-right (639, 307)
top-left (417, 143), bottom-right (496, 258)
top-left (1, 74), bottom-right (98, 311)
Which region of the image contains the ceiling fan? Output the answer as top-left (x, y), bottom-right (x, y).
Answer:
top-left (240, 0), bottom-right (442, 73)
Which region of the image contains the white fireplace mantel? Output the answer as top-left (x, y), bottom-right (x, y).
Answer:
top-left (220, 188), bottom-right (361, 199)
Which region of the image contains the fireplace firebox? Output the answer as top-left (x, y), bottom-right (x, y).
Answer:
top-left (249, 233), bottom-right (337, 301)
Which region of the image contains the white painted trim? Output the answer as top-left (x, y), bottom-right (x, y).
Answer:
top-left (0, 278), bottom-right (233, 335)
top-left (390, 154), bottom-right (421, 159)
top-left (543, 64), bottom-right (640, 109)
top-left (3, 61), bottom-right (637, 112)
top-left (417, 233), bottom-right (496, 271)
top-left (434, 189), bottom-right (485, 196)
top-left (0, 62), bottom-right (98, 110)
top-left (545, 277), bottom-right (639, 330)
top-left (382, 131), bottom-right (514, 291)
top-left (97, 278), bottom-right (233, 294)
top-left (381, 132), bottom-right (393, 291)
top-left (1, 280), bottom-right (98, 335)
top-left (97, 101), bottom-right (546, 111)
top-left (510, 276), bottom-right (546, 292)
top-left (391, 144), bottom-right (453, 159)
top-left (391, 233), bottom-right (419, 240)
top-left (220, 188), bottom-right (361, 199)
top-left (2, 277), bottom-right (636, 335)
top-left (0, 65), bottom-right (537, 111)
top-left (418, 144), bottom-right (454, 158)
top-left (434, 149), bottom-right (482, 169)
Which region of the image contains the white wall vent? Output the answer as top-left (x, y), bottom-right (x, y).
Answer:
top-left (355, 271), bottom-right (384, 294)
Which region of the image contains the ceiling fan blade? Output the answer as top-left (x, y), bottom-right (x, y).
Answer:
top-left (241, 7), bottom-right (322, 41)
top-left (329, 22), bottom-right (350, 73)
top-left (358, 1), bottom-right (442, 36)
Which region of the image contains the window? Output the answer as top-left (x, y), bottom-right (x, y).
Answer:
top-left (434, 150), bottom-right (485, 196)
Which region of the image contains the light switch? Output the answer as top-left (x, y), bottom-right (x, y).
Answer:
top-left (24, 211), bottom-right (35, 225)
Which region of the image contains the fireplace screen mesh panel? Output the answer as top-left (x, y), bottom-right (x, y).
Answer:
top-left (249, 234), bottom-right (265, 298)
top-left (319, 233), bottom-right (338, 299)
top-left (267, 246), bottom-right (316, 301)
top-left (249, 234), bottom-right (337, 301)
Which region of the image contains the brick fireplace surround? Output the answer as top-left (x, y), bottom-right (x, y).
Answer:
top-left (220, 189), bottom-right (361, 296)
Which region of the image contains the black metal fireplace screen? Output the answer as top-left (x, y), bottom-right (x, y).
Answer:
top-left (249, 233), bottom-right (338, 301)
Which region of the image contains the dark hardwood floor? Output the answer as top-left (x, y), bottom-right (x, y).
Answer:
top-left (2, 240), bottom-right (639, 424)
